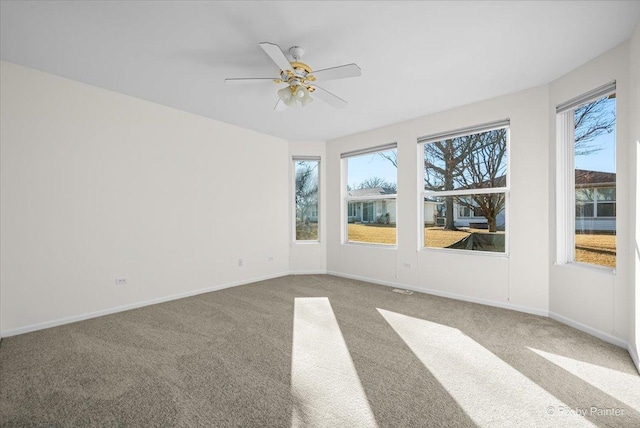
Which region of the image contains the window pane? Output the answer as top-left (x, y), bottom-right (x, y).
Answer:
top-left (596, 203), bottom-right (616, 217)
top-left (424, 193), bottom-right (506, 253)
top-left (573, 94), bottom-right (616, 268)
top-left (346, 148), bottom-right (397, 245)
top-left (575, 203), bottom-right (594, 217)
top-left (575, 188), bottom-right (593, 202)
top-left (596, 188), bottom-right (615, 201)
top-left (346, 198), bottom-right (397, 244)
top-left (295, 160), bottom-right (318, 241)
top-left (424, 128), bottom-right (507, 192)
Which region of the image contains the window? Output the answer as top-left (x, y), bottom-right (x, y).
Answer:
top-left (419, 120), bottom-right (509, 253)
top-left (556, 82), bottom-right (616, 269)
top-left (575, 187), bottom-right (616, 218)
top-left (457, 198), bottom-right (483, 218)
top-left (343, 144), bottom-right (397, 245)
top-left (596, 188), bottom-right (616, 217)
top-left (294, 157), bottom-right (319, 241)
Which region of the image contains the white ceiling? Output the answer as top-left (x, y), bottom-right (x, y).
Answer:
top-left (1, 1), bottom-right (639, 141)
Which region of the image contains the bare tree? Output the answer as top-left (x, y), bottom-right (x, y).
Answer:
top-left (378, 151), bottom-right (397, 167)
top-left (358, 176), bottom-right (397, 193)
top-left (423, 140), bottom-right (474, 230)
top-left (574, 96), bottom-right (616, 156)
top-left (377, 96), bottom-right (613, 233)
top-left (453, 129), bottom-right (507, 232)
top-left (295, 161), bottom-right (318, 224)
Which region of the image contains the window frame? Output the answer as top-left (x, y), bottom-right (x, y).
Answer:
top-left (341, 143), bottom-right (398, 247)
top-left (555, 82), bottom-right (616, 271)
top-left (293, 156), bottom-right (321, 244)
top-left (418, 120), bottom-right (511, 256)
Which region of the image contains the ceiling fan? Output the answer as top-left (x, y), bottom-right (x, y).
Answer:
top-left (225, 42), bottom-right (361, 110)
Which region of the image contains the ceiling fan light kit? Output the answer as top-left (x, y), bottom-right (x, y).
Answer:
top-left (277, 83), bottom-right (313, 108)
top-left (225, 42), bottom-right (361, 111)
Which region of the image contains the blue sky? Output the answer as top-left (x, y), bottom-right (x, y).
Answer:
top-left (347, 97), bottom-right (616, 188)
top-left (574, 132), bottom-right (616, 173)
top-left (347, 150), bottom-right (398, 189)
top-left (574, 98), bottom-right (616, 173)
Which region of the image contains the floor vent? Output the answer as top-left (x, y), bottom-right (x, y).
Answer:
top-left (392, 288), bottom-right (414, 295)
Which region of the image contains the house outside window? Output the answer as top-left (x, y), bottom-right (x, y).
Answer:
top-left (457, 197), bottom-right (483, 218)
top-left (343, 144), bottom-right (397, 245)
top-left (419, 120), bottom-right (509, 254)
top-left (556, 83), bottom-right (616, 269)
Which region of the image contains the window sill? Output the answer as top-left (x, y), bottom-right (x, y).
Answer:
top-left (575, 217), bottom-right (616, 219)
top-left (554, 261), bottom-right (616, 275)
top-left (294, 240), bottom-right (321, 245)
top-left (421, 247), bottom-right (509, 258)
top-left (342, 241), bottom-right (397, 249)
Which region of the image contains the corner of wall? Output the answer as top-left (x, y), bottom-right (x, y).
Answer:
top-left (629, 19), bottom-right (640, 373)
top-left (548, 40), bottom-right (632, 349)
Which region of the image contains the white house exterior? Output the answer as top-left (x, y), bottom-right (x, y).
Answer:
top-left (425, 169), bottom-right (615, 232)
top-left (347, 188), bottom-right (396, 224)
top-left (424, 199), bottom-right (440, 225)
top-left (429, 198), bottom-right (506, 229)
top-left (575, 169), bottom-right (616, 233)
top-left (452, 202), bottom-right (506, 229)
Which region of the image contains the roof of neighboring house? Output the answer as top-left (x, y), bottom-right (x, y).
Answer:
top-left (347, 187), bottom-right (396, 197)
top-left (575, 169), bottom-right (616, 187)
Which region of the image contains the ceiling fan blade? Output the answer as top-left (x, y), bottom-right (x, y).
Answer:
top-left (225, 78), bottom-right (277, 84)
top-left (274, 98), bottom-right (287, 111)
top-left (312, 85), bottom-right (348, 108)
top-left (259, 42), bottom-right (292, 72)
top-left (312, 63), bottom-right (361, 81)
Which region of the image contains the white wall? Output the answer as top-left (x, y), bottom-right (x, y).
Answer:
top-left (326, 86), bottom-right (550, 315)
top-left (1, 35), bottom-right (638, 363)
top-left (325, 39), bottom-right (638, 355)
top-left (548, 43), bottom-right (631, 347)
top-left (630, 22), bottom-right (640, 369)
top-left (289, 141), bottom-right (327, 273)
top-left (0, 61), bottom-right (290, 336)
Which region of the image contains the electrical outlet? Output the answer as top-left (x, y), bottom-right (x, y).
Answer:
top-left (238, 258), bottom-right (243, 267)
top-left (403, 262), bottom-right (412, 269)
top-left (115, 278), bottom-right (127, 286)
top-left (267, 256), bottom-right (274, 262)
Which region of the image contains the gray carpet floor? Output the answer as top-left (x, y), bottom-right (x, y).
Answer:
top-left (1, 274), bottom-right (639, 427)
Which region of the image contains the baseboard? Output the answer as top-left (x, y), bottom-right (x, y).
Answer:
top-left (326, 271), bottom-right (549, 317)
top-left (1, 271), bottom-right (290, 338)
top-left (629, 343), bottom-right (640, 374)
top-left (4, 268), bottom-right (638, 370)
top-left (549, 311), bottom-right (628, 349)
top-left (289, 270), bottom-right (327, 275)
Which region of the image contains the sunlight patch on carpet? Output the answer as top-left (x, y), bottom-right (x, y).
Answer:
top-left (291, 298), bottom-right (377, 427)
top-left (378, 308), bottom-right (594, 427)
top-left (529, 347), bottom-right (640, 413)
